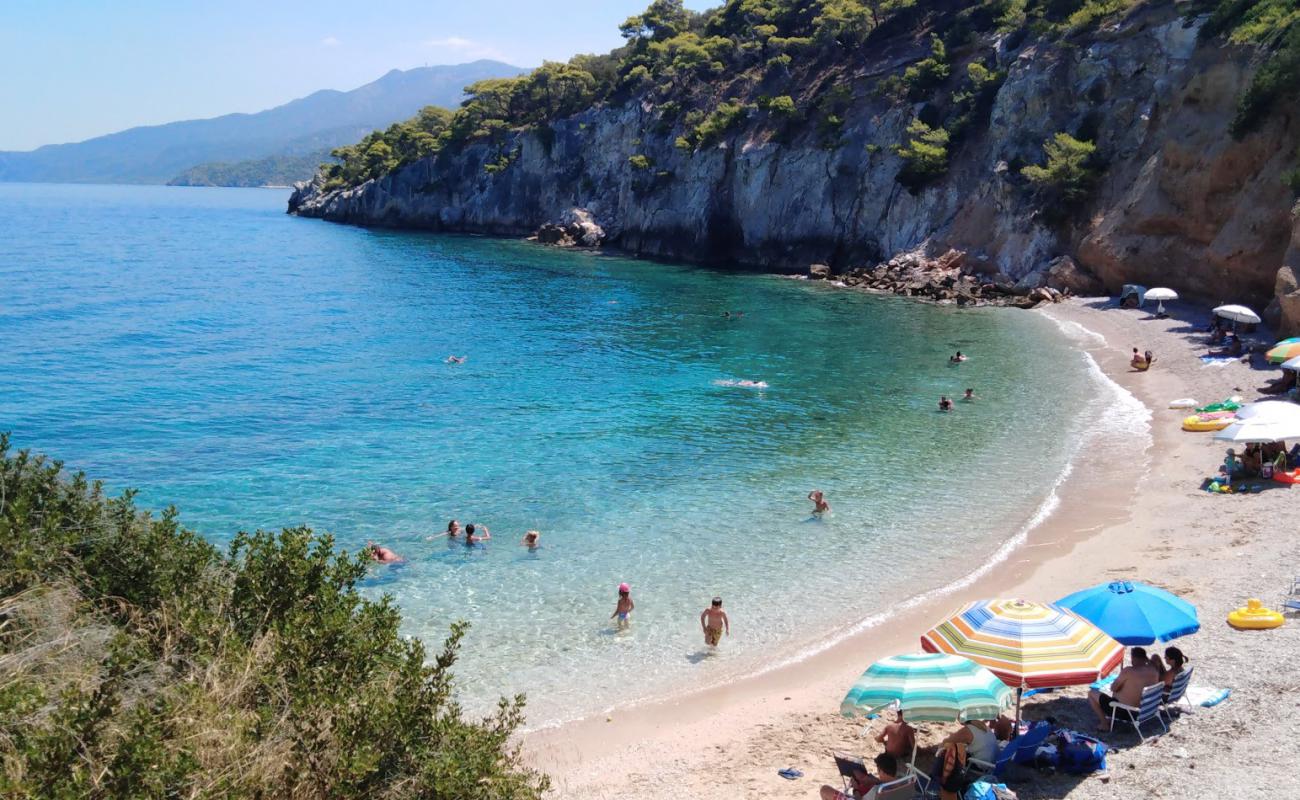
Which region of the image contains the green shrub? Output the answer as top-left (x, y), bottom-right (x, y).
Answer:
top-left (1021, 131), bottom-right (1100, 204)
top-left (894, 118), bottom-right (951, 189)
top-left (1231, 23), bottom-right (1300, 137)
top-left (901, 34), bottom-right (951, 101)
top-left (766, 95), bottom-right (798, 116)
top-left (0, 435), bottom-right (549, 799)
top-left (693, 100), bottom-right (749, 146)
top-left (629, 154), bottom-right (654, 170)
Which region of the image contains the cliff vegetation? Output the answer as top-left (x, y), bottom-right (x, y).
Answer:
top-left (0, 435), bottom-right (548, 799)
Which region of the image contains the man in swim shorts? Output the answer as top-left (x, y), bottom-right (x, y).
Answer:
top-left (701, 597), bottom-right (729, 647)
top-left (1088, 646), bottom-right (1160, 731)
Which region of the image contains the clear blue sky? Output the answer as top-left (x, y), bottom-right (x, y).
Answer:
top-left (0, 0), bottom-right (714, 151)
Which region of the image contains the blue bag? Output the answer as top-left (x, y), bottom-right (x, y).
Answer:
top-left (1057, 732), bottom-right (1107, 774)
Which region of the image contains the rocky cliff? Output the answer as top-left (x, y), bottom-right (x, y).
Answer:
top-left (289, 4), bottom-right (1300, 333)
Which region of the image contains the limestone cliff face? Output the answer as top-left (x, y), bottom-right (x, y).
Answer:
top-left (289, 7), bottom-right (1299, 331)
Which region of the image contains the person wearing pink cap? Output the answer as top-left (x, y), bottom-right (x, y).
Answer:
top-left (611, 583), bottom-right (635, 629)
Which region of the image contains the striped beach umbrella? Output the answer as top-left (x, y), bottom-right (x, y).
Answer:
top-left (920, 599), bottom-right (1124, 691)
top-left (840, 653), bottom-right (1012, 722)
top-left (1266, 340), bottom-right (1300, 364)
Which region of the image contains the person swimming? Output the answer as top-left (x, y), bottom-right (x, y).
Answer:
top-left (431, 519), bottom-right (461, 540)
top-left (464, 523), bottom-right (490, 546)
top-left (962, 388), bottom-right (975, 402)
top-left (949, 351), bottom-right (967, 363)
top-left (939, 396), bottom-right (953, 412)
top-left (366, 542), bottom-right (403, 564)
top-left (521, 529), bottom-right (540, 549)
top-left (611, 583), bottom-right (634, 629)
top-left (446, 355), bottom-right (466, 364)
top-left (712, 379), bottom-right (769, 388)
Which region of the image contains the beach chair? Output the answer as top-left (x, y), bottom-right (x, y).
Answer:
top-left (1108, 683), bottom-right (1167, 742)
top-left (1160, 666), bottom-right (1195, 725)
top-left (968, 722), bottom-right (1052, 779)
top-left (863, 775), bottom-right (917, 800)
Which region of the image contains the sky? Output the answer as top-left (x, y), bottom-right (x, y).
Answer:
top-left (0, 0), bottom-right (714, 152)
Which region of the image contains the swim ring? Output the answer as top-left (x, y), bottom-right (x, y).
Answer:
top-left (1168, 398), bottom-right (1199, 409)
top-left (1182, 413), bottom-right (1236, 431)
top-left (1227, 599), bottom-right (1284, 630)
top-left (1273, 468), bottom-right (1300, 485)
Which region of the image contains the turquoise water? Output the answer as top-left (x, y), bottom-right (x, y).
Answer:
top-left (1, 183), bottom-right (1110, 724)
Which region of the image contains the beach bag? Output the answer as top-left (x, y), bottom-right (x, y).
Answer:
top-left (1057, 732), bottom-right (1107, 774)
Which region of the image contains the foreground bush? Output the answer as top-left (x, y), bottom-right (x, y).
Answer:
top-left (0, 434), bottom-right (549, 799)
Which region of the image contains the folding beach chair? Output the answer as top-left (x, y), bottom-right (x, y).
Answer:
top-left (968, 722), bottom-right (1052, 779)
top-left (1160, 666), bottom-right (1195, 725)
top-left (1283, 578), bottom-right (1300, 615)
top-left (863, 775), bottom-right (917, 800)
top-left (832, 751), bottom-right (867, 795)
top-left (1108, 683), bottom-right (1167, 742)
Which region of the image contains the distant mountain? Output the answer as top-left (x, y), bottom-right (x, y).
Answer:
top-left (168, 150), bottom-right (336, 188)
top-left (0, 60), bottom-right (526, 186)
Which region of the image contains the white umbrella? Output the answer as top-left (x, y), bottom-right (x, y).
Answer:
top-left (1145, 288), bottom-right (1178, 316)
top-left (1281, 355), bottom-right (1300, 372)
top-left (1213, 304), bottom-right (1261, 327)
top-left (1235, 401), bottom-right (1300, 421)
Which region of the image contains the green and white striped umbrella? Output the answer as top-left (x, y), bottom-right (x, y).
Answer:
top-left (840, 652), bottom-right (1013, 722)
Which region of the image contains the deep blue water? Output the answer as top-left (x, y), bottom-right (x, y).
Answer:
top-left (0, 183), bottom-right (1105, 723)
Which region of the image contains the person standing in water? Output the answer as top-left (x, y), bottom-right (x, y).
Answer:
top-left (961, 388), bottom-right (975, 402)
top-left (611, 583), bottom-right (634, 629)
top-left (808, 490), bottom-right (831, 515)
top-left (939, 396), bottom-right (953, 412)
top-left (521, 530), bottom-right (540, 549)
top-left (430, 519), bottom-right (461, 540)
top-left (949, 351), bottom-right (967, 363)
top-left (700, 597), bottom-right (729, 647)
top-left (464, 524), bottom-right (490, 545)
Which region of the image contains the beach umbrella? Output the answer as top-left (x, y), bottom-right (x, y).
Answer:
top-left (1056, 581), bottom-right (1199, 646)
top-left (840, 653), bottom-right (1013, 723)
top-left (1281, 355), bottom-right (1300, 372)
top-left (1234, 401), bottom-right (1300, 421)
top-left (1214, 414), bottom-right (1300, 443)
top-left (1213, 304), bottom-right (1261, 331)
top-left (1266, 341), bottom-right (1300, 364)
top-left (921, 599), bottom-right (1124, 723)
top-left (1144, 287), bottom-right (1178, 316)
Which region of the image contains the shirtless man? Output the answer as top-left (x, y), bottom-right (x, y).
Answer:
top-left (366, 542), bottom-right (403, 564)
top-left (949, 351), bottom-right (967, 363)
top-left (808, 490), bottom-right (831, 515)
top-left (700, 597), bottom-right (729, 647)
top-left (1088, 646), bottom-right (1161, 731)
top-left (875, 710), bottom-right (916, 763)
top-left (962, 388), bottom-right (975, 402)
top-left (939, 396), bottom-right (953, 412)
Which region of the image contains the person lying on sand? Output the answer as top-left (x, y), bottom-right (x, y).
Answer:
top-left (464, 523), bottom-right (490, 545)
top-left (819, 754), bottom-right (897, 800)
top-left (367, 542), bottom-right (403, 564)
top-left (808, 490), bottom-right (831, 515)
top-left (521, 529), bottom-right (540, 548)
top-left (875, 710), bottom-right (916, 761)
top-left (949, 351), bottom-right (967, 363)
top-left (1088, 646), bottom-right (1161, 732)
top-left (700, 597), bottom-right (729, 647)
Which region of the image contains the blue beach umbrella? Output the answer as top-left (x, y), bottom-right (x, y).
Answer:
top-left (1056, 581), bottom-right (1199, 646)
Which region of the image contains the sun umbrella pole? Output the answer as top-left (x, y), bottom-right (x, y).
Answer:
top-left (1014, 686), bottom-right (1023, 728)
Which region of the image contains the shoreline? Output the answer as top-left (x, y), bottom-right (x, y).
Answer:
top-left (526, 298), bottom-right (1166, 796)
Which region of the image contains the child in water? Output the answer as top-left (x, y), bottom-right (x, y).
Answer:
top-left (611, 583), bottom-right (634, 629)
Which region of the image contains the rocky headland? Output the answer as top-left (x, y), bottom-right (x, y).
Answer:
top-left (289, 1), bottom-right (1300, 331)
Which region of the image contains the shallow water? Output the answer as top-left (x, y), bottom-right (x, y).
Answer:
top-left (1, 183), bottom-right (1116, 724)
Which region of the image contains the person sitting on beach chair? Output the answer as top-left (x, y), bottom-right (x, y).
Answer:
top-left (820, 753), bottom-right (897, 800)
top-left (874, 710), bottom-right (915, 763)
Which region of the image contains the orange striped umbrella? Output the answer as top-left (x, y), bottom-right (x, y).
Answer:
top-left (920, 599), bottom-right (1124, 690)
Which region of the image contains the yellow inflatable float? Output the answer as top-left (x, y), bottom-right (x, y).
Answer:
top-left (1182, 413), bottom-right (1236, 432)
top-left (1227, 599), bottom-right (1284, 630)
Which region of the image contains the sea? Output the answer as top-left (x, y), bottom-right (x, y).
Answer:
top-left (0, 183), bottom-right (1149, 726)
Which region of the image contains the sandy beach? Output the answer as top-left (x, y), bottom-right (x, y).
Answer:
top-left (529, 296), bottom-right (1300, 799)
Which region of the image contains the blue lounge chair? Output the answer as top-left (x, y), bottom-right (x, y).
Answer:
top-left (968, 722), bottom-right (1052, 778)
top-left (1109, 683), bottom-right (1167, 742)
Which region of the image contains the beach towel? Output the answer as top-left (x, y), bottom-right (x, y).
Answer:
top-left (1186, 686), bottom-right (1231, 707)
top-left (1088, 674), bottom-right (1117, 692)
top-left (1200, 355), bottom-right (1238, 366)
